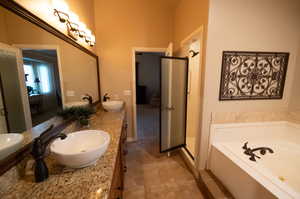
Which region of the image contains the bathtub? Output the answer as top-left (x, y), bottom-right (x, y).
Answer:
top-left (208, 121), bottom-right (300, 199)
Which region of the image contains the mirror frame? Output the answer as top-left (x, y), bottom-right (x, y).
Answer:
top-left (0, 0), bottom-right (101, 175)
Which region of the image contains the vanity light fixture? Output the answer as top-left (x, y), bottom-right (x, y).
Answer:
top-left (53, 9), bottom-right (69, 23)
top-left (90, 35), bottom-right (96, 46)
top-left (66, 12), bottom-right (79, 40)
top-left (84, 29), bottom-right (92, 45)
top-left (67, 12), bottom-right (79, 32)
top-left (52, 0), bottom-right (69, 23)
top-left (52, 0), bottom-right (96, 46)
top-left (78, 22), bottom-right (86, 38)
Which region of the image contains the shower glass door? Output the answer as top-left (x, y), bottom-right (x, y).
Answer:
top-left (160, 56), bottom-right (188, 152)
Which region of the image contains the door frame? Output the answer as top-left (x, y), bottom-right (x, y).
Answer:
top-left (159, 56), bottom-right (189, 153)
top-left (180, 25), bottom-right (205, 171)
top-left (131, 47), bottom-right (167, 141)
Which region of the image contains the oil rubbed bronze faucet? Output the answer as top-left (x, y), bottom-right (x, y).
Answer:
top-left (242, 142), bottom-right (274, 162)
top-left (82, 93), bottom-right (93, 105)
top-left (103, 93), bottom-right (110, 102)
top-left (31, 125), bottom-right (67, 182)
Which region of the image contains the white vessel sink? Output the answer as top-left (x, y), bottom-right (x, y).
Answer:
top-left (50, 130), bottom-right (110, 168)
top-left (0, 134), bottom-right (24, 160)
top-left (102, 100), bottom-right (124, 112)
top-left (64, 101), bottom-right (89, 108)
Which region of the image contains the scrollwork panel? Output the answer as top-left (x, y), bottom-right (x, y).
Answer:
top-left (219, 51), bottom-right (289, 100)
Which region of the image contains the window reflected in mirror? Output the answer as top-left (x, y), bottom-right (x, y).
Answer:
top-left (22, 49), bottom-right (62, 126)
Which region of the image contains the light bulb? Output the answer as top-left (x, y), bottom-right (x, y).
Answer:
top-left (91, 35), bottom-right (96, 43)
top-left (69, 12), bottom-right (79, 23)
top-left (52, 0), bottom-right (69, 12)
top-left (85, 29), bottom-right (92, 37)
top-left (78, 22), bottom-right (86, 30)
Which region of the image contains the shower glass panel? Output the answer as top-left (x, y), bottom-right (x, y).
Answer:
top-left (160, 56), bottom-right (188, 152)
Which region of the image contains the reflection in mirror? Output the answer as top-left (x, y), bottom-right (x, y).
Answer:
top-left (22, 49), bottom-right (62, 126)
top-left (0, 46), bottom-right (29, 134)
top-left (0, 5), bottom-right (99, 161)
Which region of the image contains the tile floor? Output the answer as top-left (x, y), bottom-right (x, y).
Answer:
top-left (123, 105), bottom-right (204, 199)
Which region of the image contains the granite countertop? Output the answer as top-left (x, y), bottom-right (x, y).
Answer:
top-left (1, 109), bottom-right (125, 199)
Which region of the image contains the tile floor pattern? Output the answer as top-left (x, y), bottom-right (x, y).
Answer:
top-left (123, 105), bottom-right (204, 199)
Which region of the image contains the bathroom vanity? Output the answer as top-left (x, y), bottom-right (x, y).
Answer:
top-left (0, 1), bottom-right (127, 198)
top-left (0, 108), bottom-right (127, 199)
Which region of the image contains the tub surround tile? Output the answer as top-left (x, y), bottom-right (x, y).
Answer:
top-left (287, 110), bottom-right (300, 124)
top-left (212, 111), bottom-right (290, 124)
top-left (0, 109), bottom-right (125, 199)
top-left (212, 110), bottom-right (300, 125)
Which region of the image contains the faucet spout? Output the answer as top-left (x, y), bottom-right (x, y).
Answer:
top-left (31, 125), bottom-right (67, 182)
top-left (250, 147), bottom-right (274, 155)
top-left (242, 142), bottom-right (274, 162)
top-left (103, 93), bottom-right (110, 102)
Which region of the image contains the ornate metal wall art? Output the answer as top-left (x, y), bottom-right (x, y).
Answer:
top-left (219, 51), bottom-right (289, 100)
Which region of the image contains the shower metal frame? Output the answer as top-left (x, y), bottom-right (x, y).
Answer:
top-left (159, 56), bottom-right (189, 153)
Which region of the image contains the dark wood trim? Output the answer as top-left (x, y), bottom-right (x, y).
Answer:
top-left (96, 57), bottom-right (102, 103)
top-left (0, 0), bottom-right (97, 58)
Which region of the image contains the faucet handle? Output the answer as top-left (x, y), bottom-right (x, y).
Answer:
top-left (242, 142), bottom-right (249, 150)
top-left (40, 125), bottom-right (54, 139)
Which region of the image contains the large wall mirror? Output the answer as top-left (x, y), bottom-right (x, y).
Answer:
top-left (0, 3), bottom-right (100, 163)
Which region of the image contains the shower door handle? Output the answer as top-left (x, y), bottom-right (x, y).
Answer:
top-left (165, 106), bottom-right (175, 111)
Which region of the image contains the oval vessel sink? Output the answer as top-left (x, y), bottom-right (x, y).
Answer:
top-left (50, 130), bottom-right (110, 168)
top-left (102, 100), bottom-right (124, 112)
top-left (0, 134), bottom-right (24, 160)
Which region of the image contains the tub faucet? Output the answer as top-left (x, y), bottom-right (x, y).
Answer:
top-left (82, 94), bottom-right (93, 105)
top-left (242, 142), bottom-right (274, 162)
top-left (31, 125), bottom-right (67, 182)
top-left (103, 93), bottom-right (110, 102)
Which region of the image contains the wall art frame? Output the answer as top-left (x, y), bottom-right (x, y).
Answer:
top-left (219, 51), bottom-right (289, 101)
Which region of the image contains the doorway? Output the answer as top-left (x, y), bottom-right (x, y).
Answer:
top-left (135, 52), bottom-right (164, 155)
top-left (133, 47), bottom-right (189, 156)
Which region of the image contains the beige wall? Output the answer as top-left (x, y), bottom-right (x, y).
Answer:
top-left (2, 7), bottom-right (99, 104)
top-left (13, 0), bottom-right (96, 52)
top-left (94, 0), bottom-right (175, 137)
top-left (0, 11), bottom-right (8, 43)
top-left (173, 0), bottom-right (209, 51)
top-left (200, 0), bottom-right (300, 169)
